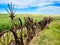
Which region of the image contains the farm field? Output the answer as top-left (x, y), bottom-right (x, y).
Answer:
top-left (0, 14), bottom-right (60, 45)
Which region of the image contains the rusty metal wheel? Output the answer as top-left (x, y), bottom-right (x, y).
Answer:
top-left (0, 30), bottom-right (15, 45)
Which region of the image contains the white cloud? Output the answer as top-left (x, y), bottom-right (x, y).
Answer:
top-left (0, 0), bottom-right (60, 8)
top-left (0, 0), bottom-right (60, 14)
top-left (37, 6), bottom-right (60, 14)
top-left (0, 0), bottom-right (39, 8)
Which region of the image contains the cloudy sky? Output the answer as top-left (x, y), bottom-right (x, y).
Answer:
top-left (0, 0), bottom-right (60, 14)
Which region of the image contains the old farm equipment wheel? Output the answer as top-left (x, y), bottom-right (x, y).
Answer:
top-left (0, 2), bottom-right (25, 45)
top-left (0, 30), bottom-right (15, 45)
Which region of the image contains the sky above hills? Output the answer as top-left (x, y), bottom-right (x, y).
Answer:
top-left (0, 0), bottom-right (60, 14)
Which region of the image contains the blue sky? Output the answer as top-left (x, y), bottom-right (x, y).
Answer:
top-left (0, 0), bottom-right (60, 14)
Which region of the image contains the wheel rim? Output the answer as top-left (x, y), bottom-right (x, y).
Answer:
top-left (0, 30), bottom-right (15, 45)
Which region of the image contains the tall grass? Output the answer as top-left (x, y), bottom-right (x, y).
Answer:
top-left (38, 21), bottom-right (60, 45)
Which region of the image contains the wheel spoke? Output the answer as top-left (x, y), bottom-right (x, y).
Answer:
top-left (3, 34), bottom-right (6, 45)
top-left (0, 39), bottom-right (4, 45)
top-left (0, 31), bottom-right (15, 45)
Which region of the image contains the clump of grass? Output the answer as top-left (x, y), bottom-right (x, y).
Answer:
top-left (49, 22), bottom-right (60, 30)
top-left (0, 23), bottom-right (14, 32)
top-left (38, 21), bottom-right (60, 45)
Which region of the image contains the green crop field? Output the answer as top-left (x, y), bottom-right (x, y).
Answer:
top-left (0, 14), bottom-right (60, 45)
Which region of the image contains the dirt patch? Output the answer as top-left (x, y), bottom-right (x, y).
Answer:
top-left (29, 31), bottom-right (42, 45)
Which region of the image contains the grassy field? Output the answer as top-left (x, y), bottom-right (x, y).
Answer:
top-left (0, 14), bottom-right (60, 45)
top-left (38, 21), bottom-right (60, 45)
top-left (0, 14), bottom-right (44, 32)
top-left (29, 16), bottom-right (60, 45)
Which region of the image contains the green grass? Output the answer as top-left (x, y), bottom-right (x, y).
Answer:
top-left (0, 14), bottom-right (60, 45)
top-left (0, 14), bottom-right (43, 32)
top-left (0, 14), bottom-right (44, 23)
top-left (38, 21), bottom-right (60, 45)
